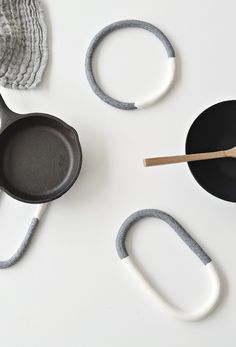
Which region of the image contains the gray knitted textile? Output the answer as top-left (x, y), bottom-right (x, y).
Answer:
top-left (0, 0), bottom-right (48, 89)
top-left (116, 209), bottom-right (211, 265)
top-left (0, 218), bottom-right (39, 268)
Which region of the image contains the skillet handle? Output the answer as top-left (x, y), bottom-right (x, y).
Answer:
top-left (0, 94), bottom-right (20, 132)
top-left (0, 202), bottom-right (49, 268)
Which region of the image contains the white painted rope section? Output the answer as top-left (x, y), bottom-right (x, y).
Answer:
top-left (134, 57), bottom-right (176, 109)
top-left (34, 203), bottom-right (49, 220)
top-left (122, 257), bottom-right (220, 321)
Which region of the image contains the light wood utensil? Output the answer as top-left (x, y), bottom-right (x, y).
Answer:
top-left (143, 146), bottom-right (236, 167)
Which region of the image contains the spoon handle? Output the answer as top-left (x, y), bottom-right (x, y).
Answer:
top-left (144, 150), bottom-right (226, 167)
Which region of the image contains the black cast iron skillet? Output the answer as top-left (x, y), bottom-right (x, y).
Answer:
top-left (0, 94), bottom-right (82, 203)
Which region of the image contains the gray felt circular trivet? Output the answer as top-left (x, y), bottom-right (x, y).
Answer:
top-left (85, 20), bottom-right (176, 110)
top-left (0, 0), bottom-right (48, 89)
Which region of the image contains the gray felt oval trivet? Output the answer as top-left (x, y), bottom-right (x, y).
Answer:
top-left (116, 209), bottom-right (221, 321)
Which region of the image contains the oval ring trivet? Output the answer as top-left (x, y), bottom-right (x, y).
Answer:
top-left (116, 209), bottom-right (221, 321)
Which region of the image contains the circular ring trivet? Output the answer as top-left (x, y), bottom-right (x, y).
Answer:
top-left (85, 20), bottom-right (176, 110)
top-left (116, 209), bottom-right (221, 321)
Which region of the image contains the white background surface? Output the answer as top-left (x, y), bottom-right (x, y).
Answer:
top-left (0, 0), bottom-right (236, 345)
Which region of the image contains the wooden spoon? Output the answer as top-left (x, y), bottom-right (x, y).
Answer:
top-left (143, 146), bottom-right (236, 167)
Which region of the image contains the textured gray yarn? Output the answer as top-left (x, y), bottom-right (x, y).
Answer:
top-left (0, 0), bottom-right (48, 89)
top-left (85, 20), bottom-right (175, 110)
top-left (116, 209), bottom-right (211, 265)
top-left (0, 218), bottom-right (39, 268)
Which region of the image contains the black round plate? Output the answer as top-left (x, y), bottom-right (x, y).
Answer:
top-left (186, 100), bottom-right (236, 202)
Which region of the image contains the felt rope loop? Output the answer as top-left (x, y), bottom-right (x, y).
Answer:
top-left (0, 199), bottom-right (48, 268)
top-left (116, 209), bottom-right (221, 321)
top-left (85, 20), bottom-right (176, 110)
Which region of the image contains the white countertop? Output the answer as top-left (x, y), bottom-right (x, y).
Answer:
top-left (0, 0), bottom-right (235, 346)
